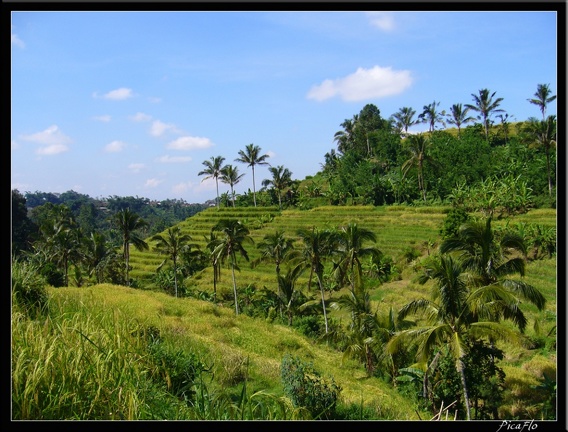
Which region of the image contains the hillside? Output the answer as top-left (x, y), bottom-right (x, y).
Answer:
top-left (14, 205), bottom-right (557, 420)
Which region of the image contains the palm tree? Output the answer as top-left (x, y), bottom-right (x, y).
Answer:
top-left (528, 83), bottom-right (556, 120)
top-left (205, 230), bottom-right (222, 303)
top-left (262, 165), bottom-right (293, 209)
top-left (440, 217), bottom-right (546, 325)
top-left (333, 116), bottom-right (358, 154)
top-left (220, 164), bottom-right (245, 207)
top-left (465, 88), bottom-right (505, 141)
top-left (523, 115), bottom-right (557, 196)
top-left (334, 223), bottom-right (382, 292)
top-left (390, 107), bottom-right (419, 137)
top-left (212, 219), bottom-right (254, 315)
top-left (401, 133), bottom-right (438, 201)
top-left (331, 286), bottom-right (380, 376)
top-left (252, 229), bottom-right (297, 317)
top-left (150, 226), bottom-right (195, 298)
top-left (388, 254), bottom-right (524, 420)
top-left (277, 262), bottom-right (305, 326)
top-left (446, 103), bottom-right (475, 138)
top-left (296, 227), bottom-right (338, 333)
top-left (418, 100), bottom-right (446, 132)
top-left (112, 208), bottom-right (149, 286)
top-left (235, 144), bottom-right (270, 207)
top-left (198, 156), bottom-right (226, 209)
top-left (83, 232), bottom-right (116, 284)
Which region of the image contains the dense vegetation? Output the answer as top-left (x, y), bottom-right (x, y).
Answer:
top-left (11, 84), bottom-right (558, 421)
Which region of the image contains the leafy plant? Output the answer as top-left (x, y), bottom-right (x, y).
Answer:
top-left (280, 354), bottom-right (342, 419)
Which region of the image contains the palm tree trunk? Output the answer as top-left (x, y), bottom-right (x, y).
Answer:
top-left (173, 258), bottom-right (178, 298)
top-left (252, 166), bottom-right (257, 207)
top-left (458, 359), bottom-right (472, 420)
top-left (231, 260), bottom-right (239, 315)
top-left (317, 274), bottom-right (329, 333)
top-left (546, 147), bottom-right (552, 197)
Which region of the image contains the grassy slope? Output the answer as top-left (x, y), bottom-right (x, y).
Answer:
top-left (119, 205), bottom-right (556, 418)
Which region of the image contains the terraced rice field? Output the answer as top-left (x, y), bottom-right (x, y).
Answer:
top-left (129, 205), bottom-right (450, 294)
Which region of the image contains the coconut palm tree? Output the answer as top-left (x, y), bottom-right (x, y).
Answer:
top-left (401, 133), bottom-right (439, 201)
top-left (112, 208), bottom-right (149, 286)
top-left (388, 254), bottom-right (524, 420)
top-left (465, 88), bottom-right (505, 141)
top-left (419, 100), bottom-right (446, 132)
top-left (205, 230), bottom-right (222, 303)
top-left (390, 107), bottom-right (419, 137)
top-left (262, 165), bottom-right (293, 209)
top-left (440, 217), bottom-right (547, 326)
top-left (220, 164), bottom-right (245, 207)
top-left (235, 144), bottom-right (270, 207)
top-left (528, 83), bottom-right (556, 120)
top-left (252, 229), bottom-right (297, 317)
top-left (150, 226), bottom-right (196, 298)
top-left (333, 116), bottom-right (358, 154)
top-left (296, 227), bottom-right (338, 333)
top-left (212, 219), bottom-right (254, 315)
top-left (198, 156), bottom-right (226, 209)
top-left (334, 222), bottom-right (382, 292)
top-left (446, 103), bottom-right (475, 138)
top-left (277, 262), bottom-right (306, 326)
top-left (523, 115), bottom-right (557, 196)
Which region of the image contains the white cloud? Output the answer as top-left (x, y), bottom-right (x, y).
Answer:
top-left (129, 163), bottom-right (145, 173)
top-left (173, 181), bottom-right (192, 195)
top-left (167, 136), bottom-right (213, 151)
top-left (36, 144), bottom-right (69, 156)
top-left (93, 115), bottom-right (111, 122)
top-left (104, 140), bottom-right (127, 153)
top-left (11, 140), bottom-right (20, 150)
top-left (266, 151), bottom-right (276, 158)
top-left (145, 178), bottom-right (163, 188)
top-left (129, 112), bottom-right (152, 122)
top-left (11, 33), bottom-right (25, 48)
top-left (307, 65), bottom-right (413, 102)
top-left (157, 155), bottom-right (192, 163)
top-left (150, 120), bottom-right (180, 137)
top-left (148, 97), bottom-right (162, 104)
top-left (20, 125), bottom-right (72, 155)
top-left (93, 87), bottom-right (134, 100)
top-left (366, 12), bottom-right (396, 32)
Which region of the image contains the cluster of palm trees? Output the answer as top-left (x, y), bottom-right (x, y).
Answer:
top-left (198, 143), bottom-right (288, 209)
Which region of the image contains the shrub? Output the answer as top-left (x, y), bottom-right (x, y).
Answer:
top-left (11, 258), bottom-right (49, 319)
top-left (280, 354), bottom-right (341, 419)
top-left (146, 341), bottom-right (208, 403)
top-left (439, 207), bottom-right (470, 239)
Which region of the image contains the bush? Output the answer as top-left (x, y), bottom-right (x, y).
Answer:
top-left (440, 207), bottom-right (470, 239)
top-left (280, 354), bottom-right (341, 419)
top-left (146, 341), bottom-right (208, 403)
top-left (11, 258), bottom-right (49, 319)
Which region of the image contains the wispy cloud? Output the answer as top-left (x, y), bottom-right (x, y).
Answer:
top-left (144, 178), bottom-right (163, 188)
top-left (129, 163), bottom-right (145, 173)
top-left (11, 32), bottom-right (25, 48)
top-left (307, 65), bottom-right (413, 102)
top-left (93, 87), bottom-right (134, 100)
top-left (157, 155), bottom-right (193, 163)
top-left (129, 112), bottom-right (153, 122)
top-left (366, 12), bottom-right (396, 32)
top-left (167, 136), bottom-right (214, 151)
top-left (150, 120), bottom-right (180, 137)
top-left (104, 140), bottom-right (127, 153)
top-left (93, 115), bottom-right (111, 122)
top-left (20, 125), bottom-right (71, 155)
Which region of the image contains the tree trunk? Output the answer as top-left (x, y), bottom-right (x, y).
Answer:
top-left (458, 359), bottom-right (472, 420)
top-left (231, 260), bottom-right (239, 315)
top-left (317, 274), bottom-right (329, 333)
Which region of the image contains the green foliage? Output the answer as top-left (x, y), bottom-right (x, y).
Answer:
top-left (440, 207), bottom-right (470, 239)
top-left (11, 258), bottom-right (49, 319)
top-left (153, 268), bottom-right (187, 297)
top-left (432, 341), bottom-right (506, 420)
top-left (280, 354), bottom-right (342, 419)
top-left (145, 340), bottom-right (209, 403)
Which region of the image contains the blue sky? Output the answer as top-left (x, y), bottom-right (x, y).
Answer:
top-left (11, 10), bottom-right (559, 203)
